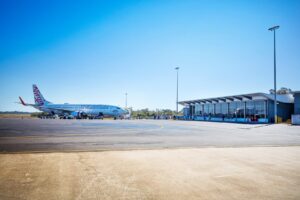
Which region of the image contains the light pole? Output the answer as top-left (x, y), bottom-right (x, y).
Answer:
top-left (268, 25), bottom-right (279, 123)
top-left (175, 67), bottom-right (179, 114)
top-left (125, 92), bottom-right (128, 108)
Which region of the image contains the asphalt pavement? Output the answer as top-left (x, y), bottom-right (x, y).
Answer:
top-left (0, 118), bottom-right (300, 153)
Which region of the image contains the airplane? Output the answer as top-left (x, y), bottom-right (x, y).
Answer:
top-left (19, 84), bottom-right (130, 119)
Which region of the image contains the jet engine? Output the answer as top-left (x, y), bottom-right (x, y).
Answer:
top-left (71, 111), bottom-right (87, 119)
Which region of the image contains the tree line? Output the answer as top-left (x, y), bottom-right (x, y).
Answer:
top-left (130, 108), bottom-right (182, 119)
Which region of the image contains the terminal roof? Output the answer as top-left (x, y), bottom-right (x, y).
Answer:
top-left (179, 92), bottom-right (294, 105)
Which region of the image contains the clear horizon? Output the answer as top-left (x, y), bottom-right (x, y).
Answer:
top-left (1, 0), bottom-right (299, 112)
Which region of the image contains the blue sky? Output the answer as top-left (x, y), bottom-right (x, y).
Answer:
top-left (0, 0), bottom-right (299, 112)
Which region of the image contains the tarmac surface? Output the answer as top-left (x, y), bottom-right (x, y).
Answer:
top-left (0, 118), bottom-right (300, 153)
top-left (1, 119), bottom-right (300, 199)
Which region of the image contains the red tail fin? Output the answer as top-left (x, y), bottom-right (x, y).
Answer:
top-left (19, 96), bottom-right (26, 106)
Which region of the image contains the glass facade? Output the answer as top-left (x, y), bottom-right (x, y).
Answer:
top-left (227, 101), bottom-right (244, 118)
top-left (190, 105), bottom-right (195, 115)
top-left (246, 101), bottom-right (255, 118)
top-left (190, 100), bottom-right (268, 121)
top-left (221, 103), bottom-right (228, 115)
top-left (195, 104), bottom-right (203, 115)
top-left (215, 103), bottom-right (222, 117)
top-left (236, 101), bottom-right (244, 118)
top-left (204, 104), bottom-right (209, 116)
top-left (255, 100), bottom-right (266, 118)
top-left (208, 104), bottom-right (214, 116)
top-left (246, 100), bottom-right (266, 120)
top-left (228, 101), bottom-right (237, 118)
top-left (186, 100), bottom-right (267, 121)
top-left (215, 102), bottom-right (228, 117)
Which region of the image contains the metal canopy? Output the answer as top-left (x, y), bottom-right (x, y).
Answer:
top-left (179, 92), bottom-right (294, 105)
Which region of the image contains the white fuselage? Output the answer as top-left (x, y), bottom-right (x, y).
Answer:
top-left (36, 103), bottom-right (128, 118)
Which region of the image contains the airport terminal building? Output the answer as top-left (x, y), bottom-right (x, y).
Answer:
top-left (179, 90), bottom-right (300, 123)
